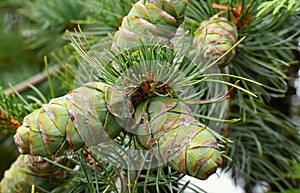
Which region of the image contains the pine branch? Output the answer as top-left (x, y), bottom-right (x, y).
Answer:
top-left (257, 0), bottom-right (300, 16)
top-left (185, 0), bottom-right (300, 110)
top-left (0, 67), bottom-right (55, 134)
top-left (226, 98), bottom-right (300, 191)
top-left (0, 89), bottom-right (28, 134)
top-left (2, 1), bottom-right (299, 193)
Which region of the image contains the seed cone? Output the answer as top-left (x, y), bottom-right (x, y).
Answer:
top-left (133, 96), bottom-right (222, 180)
top-left (113, 0), bottom-right (187, 49)
top-left (14, 82), bottom-right (122, 157)
top-left (0, 154), bottom-right (73, 193)
top-left (194, 17), bottom-right (238, 67)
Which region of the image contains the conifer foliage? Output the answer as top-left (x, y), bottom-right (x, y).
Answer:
top-left (0, 0), bottom-right (299, 193)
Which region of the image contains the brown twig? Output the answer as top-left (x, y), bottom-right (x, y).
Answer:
top-left (212, 2), bottom-right (253, 29)
top-left (4, 65), bottom-right (59, 95)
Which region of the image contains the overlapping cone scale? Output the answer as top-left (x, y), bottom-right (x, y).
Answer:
top-left (194, 17), bottom-right (238, 67)
top-left (114, 0), bottom-right (187, 49)
top-left (0, 154), bottom-right (72, 193)
top-left (14, 82), bottom-right (122, 157)
top-left (133, 96), bottom-right (222, 180)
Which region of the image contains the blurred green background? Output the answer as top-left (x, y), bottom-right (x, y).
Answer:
top-left (0, 0), bottom-right (38, 177)
top-left (0, 0), bottom-right (82, 178)
top-left (0, 0), bottom-right (40, 88)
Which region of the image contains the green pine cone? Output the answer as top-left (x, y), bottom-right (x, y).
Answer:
top-left (0, 154), bottom-right (72, 193)
top-left (194, 17), bottom-right (238, 67)
top-left (14, 82), bottom-right (122, 157)
top-left (113, 0), bottom-right (187, 49)
top-left (133, 96), bottom-right (222, 180)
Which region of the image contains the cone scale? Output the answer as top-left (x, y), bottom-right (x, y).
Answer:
top-left (133, 96), bottom-right (222, 180)
top-left (194, 17), bottom-right (238, 67)
top-left (0, 154), bottom-right (72, 193)
top-left (14, 82), bottom-right (122, 157)
top-left (113, 0), bottom-right (187, 49)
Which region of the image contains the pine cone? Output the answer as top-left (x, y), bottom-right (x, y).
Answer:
top-left (113, 0), bottom-right (187, 49)
top-left (194, 17), bottom-right (238, 67)
top-left (14, 82), bottom-right (122, 157)
top-left (133, 96), bottom-right (222, 180)
top-left (0, 155), bottom-right (73, 193)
